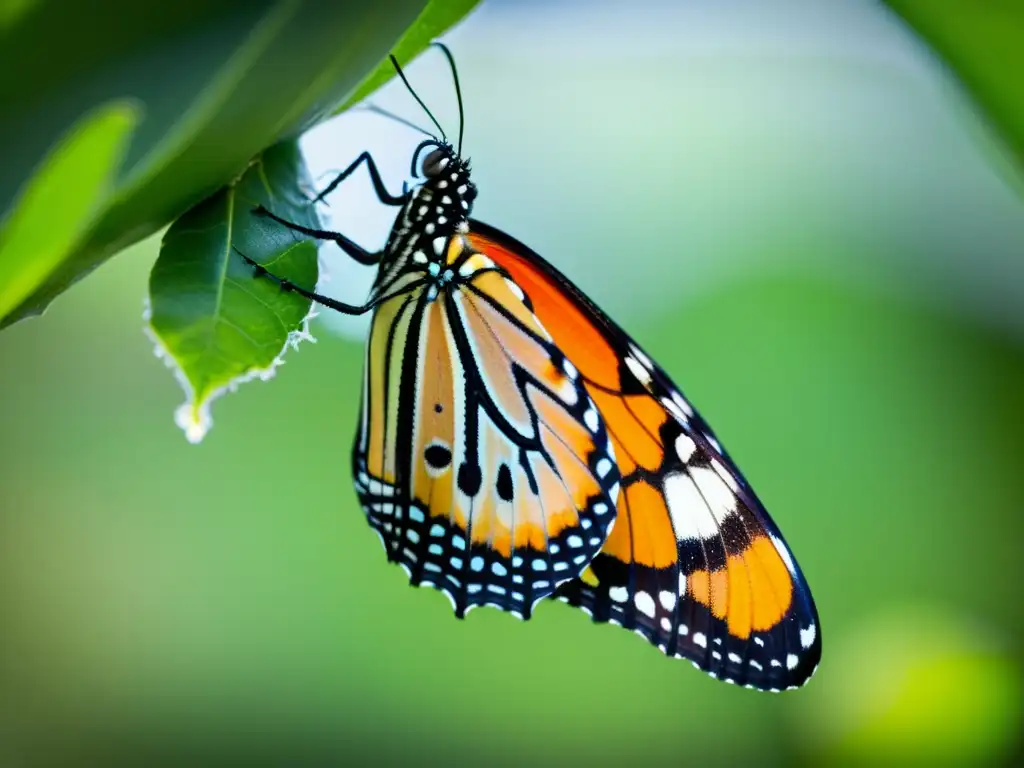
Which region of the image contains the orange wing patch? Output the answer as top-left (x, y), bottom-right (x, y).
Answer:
top-left (474, 234), bottom-right (622, 390)
top-left (687, 535), bottom-right (794, 639)
top-left (601, 481), bottom-right (676, 569)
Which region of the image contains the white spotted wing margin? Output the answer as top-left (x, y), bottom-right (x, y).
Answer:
top-left (554, 322), bottom-right (822, 691)
top-left (351, 257), bottom-right (621, 621)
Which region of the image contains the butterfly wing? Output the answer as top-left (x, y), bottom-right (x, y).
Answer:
top-left (467, 220), bottom-right (821, 690)
top-left (352, 237), bottom-right (620, 619)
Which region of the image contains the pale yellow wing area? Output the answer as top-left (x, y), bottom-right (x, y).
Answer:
top-left (352, 236), bottom-right (620, 618)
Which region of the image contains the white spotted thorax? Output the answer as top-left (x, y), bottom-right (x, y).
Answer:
top-left (371, 143), bottom-right (479, 302)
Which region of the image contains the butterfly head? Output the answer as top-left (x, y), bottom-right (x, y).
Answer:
top-left (413, 140), bottom-right (478, 223)
top-left (390, 45), bottom-right (477, 225)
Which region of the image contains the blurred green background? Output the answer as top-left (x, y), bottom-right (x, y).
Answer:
top-left (1, 1), bottom-right (1022, 766)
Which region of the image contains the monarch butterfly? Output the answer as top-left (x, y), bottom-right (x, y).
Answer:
top-left (243, 44), bottom-right (821, 691)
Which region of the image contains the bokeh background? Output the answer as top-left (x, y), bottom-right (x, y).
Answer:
top-left (2, 1), bottom-right (1022, 765)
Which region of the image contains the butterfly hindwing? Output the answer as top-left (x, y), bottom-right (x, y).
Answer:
top-left (468, 220), bottom-right (821, 690)
top-left (352, 235), bottom-right (620, 619)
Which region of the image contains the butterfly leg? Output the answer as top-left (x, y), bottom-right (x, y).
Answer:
top-left (313, 150), bottom-right (409, 205)
top-left (251, 206), bottom-right (381, 266)
top-left (233, 247), bottom-right (423, 316)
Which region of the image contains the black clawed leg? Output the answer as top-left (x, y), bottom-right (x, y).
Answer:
top-left (314, 150), bottom-right (409, 206)
top-left (250, 206), bottom-right (382, 266)
top-left (231, 246), bottom-right (421, 317)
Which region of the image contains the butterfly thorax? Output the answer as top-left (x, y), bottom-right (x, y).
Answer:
top-left (373, 145), bottom-right (479, 300)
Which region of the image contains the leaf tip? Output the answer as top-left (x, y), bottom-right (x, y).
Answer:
top-left (144, 295), bottom-right (319, 444)
top-left (174, 402), bottom-right (212, 444)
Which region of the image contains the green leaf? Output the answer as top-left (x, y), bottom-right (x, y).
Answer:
top-left (146, 140), bottom-right (320, 443)
top-left (0, 0), bottom-right (432, 328)
top-left (882, 1), bottom-right (1024, 170)
top-left (333, 0), bottom-right (482, 116)
top-left (0, 0), bottom-right (40, 30)
top-left (0, 100), bottom-right (139, 320)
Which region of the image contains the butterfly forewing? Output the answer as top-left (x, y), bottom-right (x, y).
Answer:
top-left (468, 220), bottom-right (821, 690)
top-left (353, 236), bottom-right (620, 618)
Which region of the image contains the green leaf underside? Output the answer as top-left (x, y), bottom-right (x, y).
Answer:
top-left (883, 1), bottom-right (1024, 171)
top-left (0, 0), bottom-right (429, 329)
top-left (333, 0), bottom-right (481, 116)
top-left (0, 101), bottom-right (139, 320)
top-left (147, 140), bottom-right (319, 443)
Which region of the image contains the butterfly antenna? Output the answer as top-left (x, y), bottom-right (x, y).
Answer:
top-left (354, 102), bottom-right (434, 138)
top-left (389, 55), bottom-right (447, 141)
top-left (430, 42), bottom-right (465, 156)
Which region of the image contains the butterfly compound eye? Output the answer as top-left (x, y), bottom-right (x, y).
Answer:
top-left (422, 147), bottom-right (451, 178)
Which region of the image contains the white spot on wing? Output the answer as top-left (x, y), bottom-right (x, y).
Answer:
top-left (693, 632), bottom-right (707, 648)
top-left (671, 391), bottom-right (694, 417)
top-left (675, 434), bottom-right (697, 463)
top-left (634, 591), bottom-right (656, 618)
top-left (625, 356), bottom-right (651, 386)
top-left (801, 623), bottom-right (817, 649)
top-left (664, 472), bottom-right (718, 540)
top-left (690, 466), bottom-right (738, 523)
top-left (662, 397), bottom-right (687, 423)
top-left (504, 279), bottom-right (525, 301)
top-left (608, 586), bottom-right (628, 603)
top-left (629, 345), bottom-right (653, 370)
top-left (711, 457), bottom-right (740, 492)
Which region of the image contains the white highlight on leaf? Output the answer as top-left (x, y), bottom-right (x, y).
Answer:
top-left (143, 293), bottom-right (318, 445)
